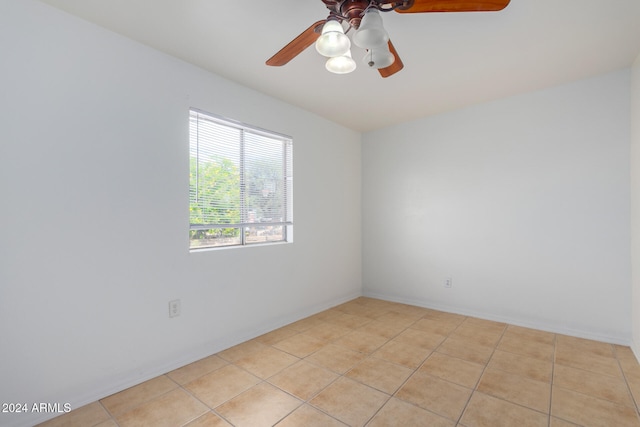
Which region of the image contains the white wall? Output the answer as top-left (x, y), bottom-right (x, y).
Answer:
top-left (632, 54), bottom-right (640, 358)
top-left (363, 70), bottom-right (632, 343)
top-left (0, 2), bottom-right (361, 426)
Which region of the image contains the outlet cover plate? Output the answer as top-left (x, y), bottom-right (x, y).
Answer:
top-left (169, 299), bottom-right (181, 318)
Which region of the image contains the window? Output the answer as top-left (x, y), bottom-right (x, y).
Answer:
top-left (189, 109), bottom-right (293, 250)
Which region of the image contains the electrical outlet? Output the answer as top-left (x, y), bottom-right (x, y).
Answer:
top-left (444, 277), bottom-right (452, 288)
top-left (169, 299), bottom-right (181, 318)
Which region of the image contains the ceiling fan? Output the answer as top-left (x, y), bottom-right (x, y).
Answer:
top-left (266, 0), bottom-right (511, 77)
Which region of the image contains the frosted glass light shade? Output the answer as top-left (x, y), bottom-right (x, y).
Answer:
top-left (315, 20), bottom-right (350, 58)
top-left (326, 50), bottom-right (356, 74)
top-left (363, 45), bottom-right (395, 69)
top-left (353, 9), bottom-right (389, 49)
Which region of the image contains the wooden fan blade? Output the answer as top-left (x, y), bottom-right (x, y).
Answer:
top-left (379, 40), bottom-right (404, 78)
top-left (396, 0), bottom-right (510, 13)
top-left (266, 20), bottom-right (325, 66)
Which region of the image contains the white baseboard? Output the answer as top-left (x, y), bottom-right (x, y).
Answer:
top-left (631, 339), bottom-right (640, 363)
top-left (363, 291), bottom-right (631, 346)
top-left (16, 290), bottom-right (362, 427)
top-left (22, 288), bottom-right (630, 427)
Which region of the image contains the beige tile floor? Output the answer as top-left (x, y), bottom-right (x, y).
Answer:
top-left (38, 297), bottom-right (640, 427)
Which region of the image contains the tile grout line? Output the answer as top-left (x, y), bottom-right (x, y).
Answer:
top-left (318, 305), bottom-right (428, 426)
top-left (358, 312), bottom-right (448, 426)
top-left (353, 310), bottom-right (472, 425)
top-left (62, 302), bottom-right (501, 425)
top-left (96, 399), bottom-right (120, 427)
top-left (552, 343), bottom-right (640, 417)
top-left (263, 308), bottom-right (365, 425)
top-left (171, 373), bottom-right (237, 426)
top-left (278, 302), bottom-right (393, 426)
top-left (310, 303), bottom-right (456, 425)
top-left (266, 349), bottom-right (344, 427)
top-left (427, 313), bottom-right (471, 427)
top-left (214, 302), bottom-right (406, 426)
top-left (37, 298), bottom-right (640, 427)
top-left (451, 319), bottom-right (508, 427)
top-left (376, 312), bottom-right (515, 426)
top-left (99, 376), bottom-right (183, 426)
top-left (547, 332), bottom-right (557, 427)
top-left (612, 345), bottom-right (640, 423)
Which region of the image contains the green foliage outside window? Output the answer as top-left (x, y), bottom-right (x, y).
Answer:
top-left (189, 157), bottom-right (240, 241)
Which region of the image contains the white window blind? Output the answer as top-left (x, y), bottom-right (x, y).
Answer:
top-left (189, 109), bottom-right (293, 249)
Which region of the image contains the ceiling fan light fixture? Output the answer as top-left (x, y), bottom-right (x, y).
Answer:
top-left (315, 19), bottom-right (351, 57)
top-left (363, 45), bottom-right (395, 69)
top-left (325, 49), bottom-right (356, 74)
top-left (353, 8), bottom-right (389, 49)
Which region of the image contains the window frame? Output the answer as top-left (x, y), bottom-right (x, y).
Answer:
top-left (189, 108), bottom-right (293, 251)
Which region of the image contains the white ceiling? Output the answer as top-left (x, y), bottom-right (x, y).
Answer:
top-left (40, 0), bottom-right (640, 132)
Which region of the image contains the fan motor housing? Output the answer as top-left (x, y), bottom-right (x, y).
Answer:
top-left (340, 1), bottom-right (368, 28)
top-left (321, 1), bottom-right (414, 29)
